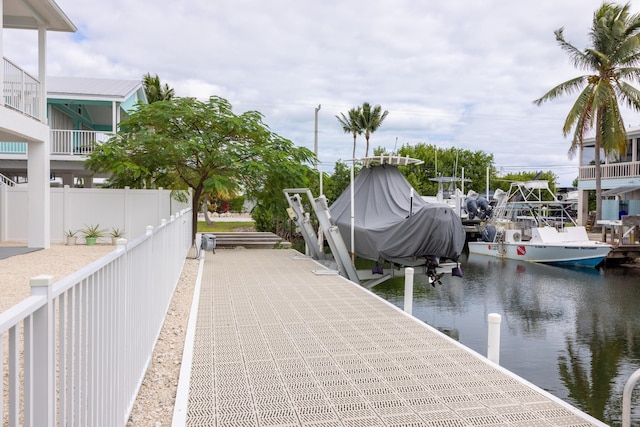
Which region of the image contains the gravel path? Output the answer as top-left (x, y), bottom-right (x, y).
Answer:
top-left (1, 242), bottom-right (200, 426)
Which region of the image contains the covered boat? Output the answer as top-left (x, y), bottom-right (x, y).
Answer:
top-left (329, 164), bottom-right (466, 265)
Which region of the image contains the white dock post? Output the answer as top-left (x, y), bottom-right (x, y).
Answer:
top-left (404, 267), bottom-right (414, 315)
top-left (487, 313), bottom-right (502, 364)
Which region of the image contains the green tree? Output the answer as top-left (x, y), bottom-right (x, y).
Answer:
top-left (395, 143), bottom-right (496, 196)
top-left (322, 161), bottom-right (358, 204)
top-left (357, 102), bottom-right (389, 157)
top-left (336, 107), bottom-right (363, 159)
top-left (533, 2), bottom-right (640, 222)
top-left (252, 156), bottom-right (316, 236)
top-left (143, 73), bottom-right (175, 103)
top-left (86, 96), bottom-right (314, 240)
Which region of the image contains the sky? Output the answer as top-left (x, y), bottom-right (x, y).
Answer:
top-left (5, 0), bottom-right (639, 187)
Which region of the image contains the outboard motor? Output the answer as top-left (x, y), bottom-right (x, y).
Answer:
top-left (476, 197), bottom-right (492, 220)
top-left (466, 198), bottom-right (478, 220)
top-left (481, 225), bottom-right (497, 242)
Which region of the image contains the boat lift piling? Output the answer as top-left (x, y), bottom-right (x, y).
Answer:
top-left (487, 313), bottom-right (502, 364)
top-left (404, 267), bottom-right (414, 315)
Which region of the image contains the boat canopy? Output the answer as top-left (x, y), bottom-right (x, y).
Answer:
top-left (329, 165), bottom-right (466, 263)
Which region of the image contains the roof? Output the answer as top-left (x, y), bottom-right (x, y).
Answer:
top-left (3, 0), bottom-right (76, 32)
top-left (601, 185), bottom-right (640, 197)
top-left (47, 76), bottom-right (145, 102)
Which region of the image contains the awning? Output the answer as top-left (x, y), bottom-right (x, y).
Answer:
top-left (601, 185), bottom-right (640, 197)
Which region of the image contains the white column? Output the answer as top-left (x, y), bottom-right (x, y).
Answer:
top-left (38, 26), bottom-right (47, 124)
top-left (27, 136), bottom-right (51, 248)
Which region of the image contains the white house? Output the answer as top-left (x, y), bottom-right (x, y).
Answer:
top-left (0, 0), bottom-right (76, 248)
top-left (578, 126), bottom-right (640, 223)
top-left (0, 76), bottom-right (147, 187)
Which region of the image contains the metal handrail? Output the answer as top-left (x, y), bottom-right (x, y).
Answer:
top-left (623, 368), bottom-right (640, 427)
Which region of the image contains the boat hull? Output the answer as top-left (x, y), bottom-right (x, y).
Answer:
top-left (467, 241), bottom-right (611, 268)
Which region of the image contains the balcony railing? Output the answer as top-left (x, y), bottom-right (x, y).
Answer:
top-left (579, 161), bottom-right (640, 181)
top-left (0, 130), bottom-right (112, 156)
top-left (3, 57), bottom-right (41, 120)
top-left (50, 129), bottom-right (111, 155)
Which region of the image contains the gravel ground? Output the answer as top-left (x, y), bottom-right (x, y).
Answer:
top-left (126, 254), bottom-right (199, 426)
top-left (1, 242), bottom-right (200, 426)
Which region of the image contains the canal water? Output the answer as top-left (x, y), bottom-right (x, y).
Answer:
top-left (369, 254), bottom-right (640, 426)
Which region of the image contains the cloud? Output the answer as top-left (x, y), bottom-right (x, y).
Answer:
top-left (4, 0), bottom-right (631, 187)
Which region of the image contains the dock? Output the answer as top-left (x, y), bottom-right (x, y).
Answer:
top-left (173, 248), bottom-right (606, 426)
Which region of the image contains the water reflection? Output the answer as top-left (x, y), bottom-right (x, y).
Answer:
top-left (369, 254), bottom-right (640, 426)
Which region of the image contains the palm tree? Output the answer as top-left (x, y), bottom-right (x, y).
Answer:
top-left (143, 73), bottom-right (175, 103)
top-left (336, 107), bottom-right (363, 159)
top-left (357, 102), bottom-right (389, 157)
top-left (533, 2), bottom-right (640, 222)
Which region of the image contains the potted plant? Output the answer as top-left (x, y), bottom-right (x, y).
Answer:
top-left (81, 224), bottom-right (106, 246)
top-left (110, 227), bottom-right (125, 244)
top-left (64, 229), bottom-right (78, 246)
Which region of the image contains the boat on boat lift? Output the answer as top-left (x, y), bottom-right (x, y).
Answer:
top-left (284, 155), bottom-right (466, 288)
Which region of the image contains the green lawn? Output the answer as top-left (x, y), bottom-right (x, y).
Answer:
top-left (197, 221), bottom-right (255, 232)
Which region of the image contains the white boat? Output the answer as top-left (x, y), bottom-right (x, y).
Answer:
top-left (467, 180), bottom-right (612, 268)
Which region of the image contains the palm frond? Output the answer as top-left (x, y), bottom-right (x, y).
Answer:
top-left (533, 76), bottom-right (588, 105)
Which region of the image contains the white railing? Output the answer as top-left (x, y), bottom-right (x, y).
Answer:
top-left (0, 209), bottom-right (192, 426)
top-left (0, 172), bottom-right (16, 186)
top-left (579, 161), bottom-right (640, 180)
top-left (0, 130), bottom-right (112, 156)
top-left (50, 130), bottom-right (111, 155)
top-left (623, 368), bottom-right (640, 427)
top-left (3, 57), bottom-right (41, 120)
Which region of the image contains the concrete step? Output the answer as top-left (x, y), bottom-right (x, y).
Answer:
top-left (202, 232), bottom-right (287, 249)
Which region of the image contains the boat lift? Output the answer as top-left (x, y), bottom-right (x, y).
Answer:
top-left (283, 187), bottom-right (456, 289)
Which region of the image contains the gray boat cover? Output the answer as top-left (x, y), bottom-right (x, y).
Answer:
top-left (329, 165), bottom-right (466, 263)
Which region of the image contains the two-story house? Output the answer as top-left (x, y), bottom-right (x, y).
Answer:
top-left (577, 126), bottom-right (640, 224)
top-left (0, 0), bottom-right (76, 248)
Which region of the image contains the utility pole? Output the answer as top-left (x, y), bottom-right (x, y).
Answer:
top-left (314, 104), bottom-right (321, 170)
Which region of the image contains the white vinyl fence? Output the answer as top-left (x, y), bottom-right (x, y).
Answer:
top-left (0, 185), bottom-right (191, 243)
top-left (1, 209), bottom-right (192, 426)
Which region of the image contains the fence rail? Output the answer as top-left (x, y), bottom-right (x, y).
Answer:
top-left (1, 209), bottom-right (192, 426)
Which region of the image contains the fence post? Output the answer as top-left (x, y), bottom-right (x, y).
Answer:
top-left (0, 183), bottom-right (7, 241)
top-left (31, 274), bottom-right (55, 427)
top-left (487, 313), bottom-right (502, 364)
top-left (404, 267), bottom-right (414, 315)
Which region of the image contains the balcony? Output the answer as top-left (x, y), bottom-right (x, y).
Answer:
top-left (51, 129), bottom-right (111, 155)
top-left (578, 161), bottom-right (640, 181)
top-left (0, 130), bottom-right (111, 156)
top-left (3, 57), bottom-right (41, 120)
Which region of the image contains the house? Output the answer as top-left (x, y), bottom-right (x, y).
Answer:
top-left (0, 76), bottom-right (147, 187)
top-left (0, 0), bottom-right (76, 249)
top-left (577, 125), bottom-right (640, 224)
